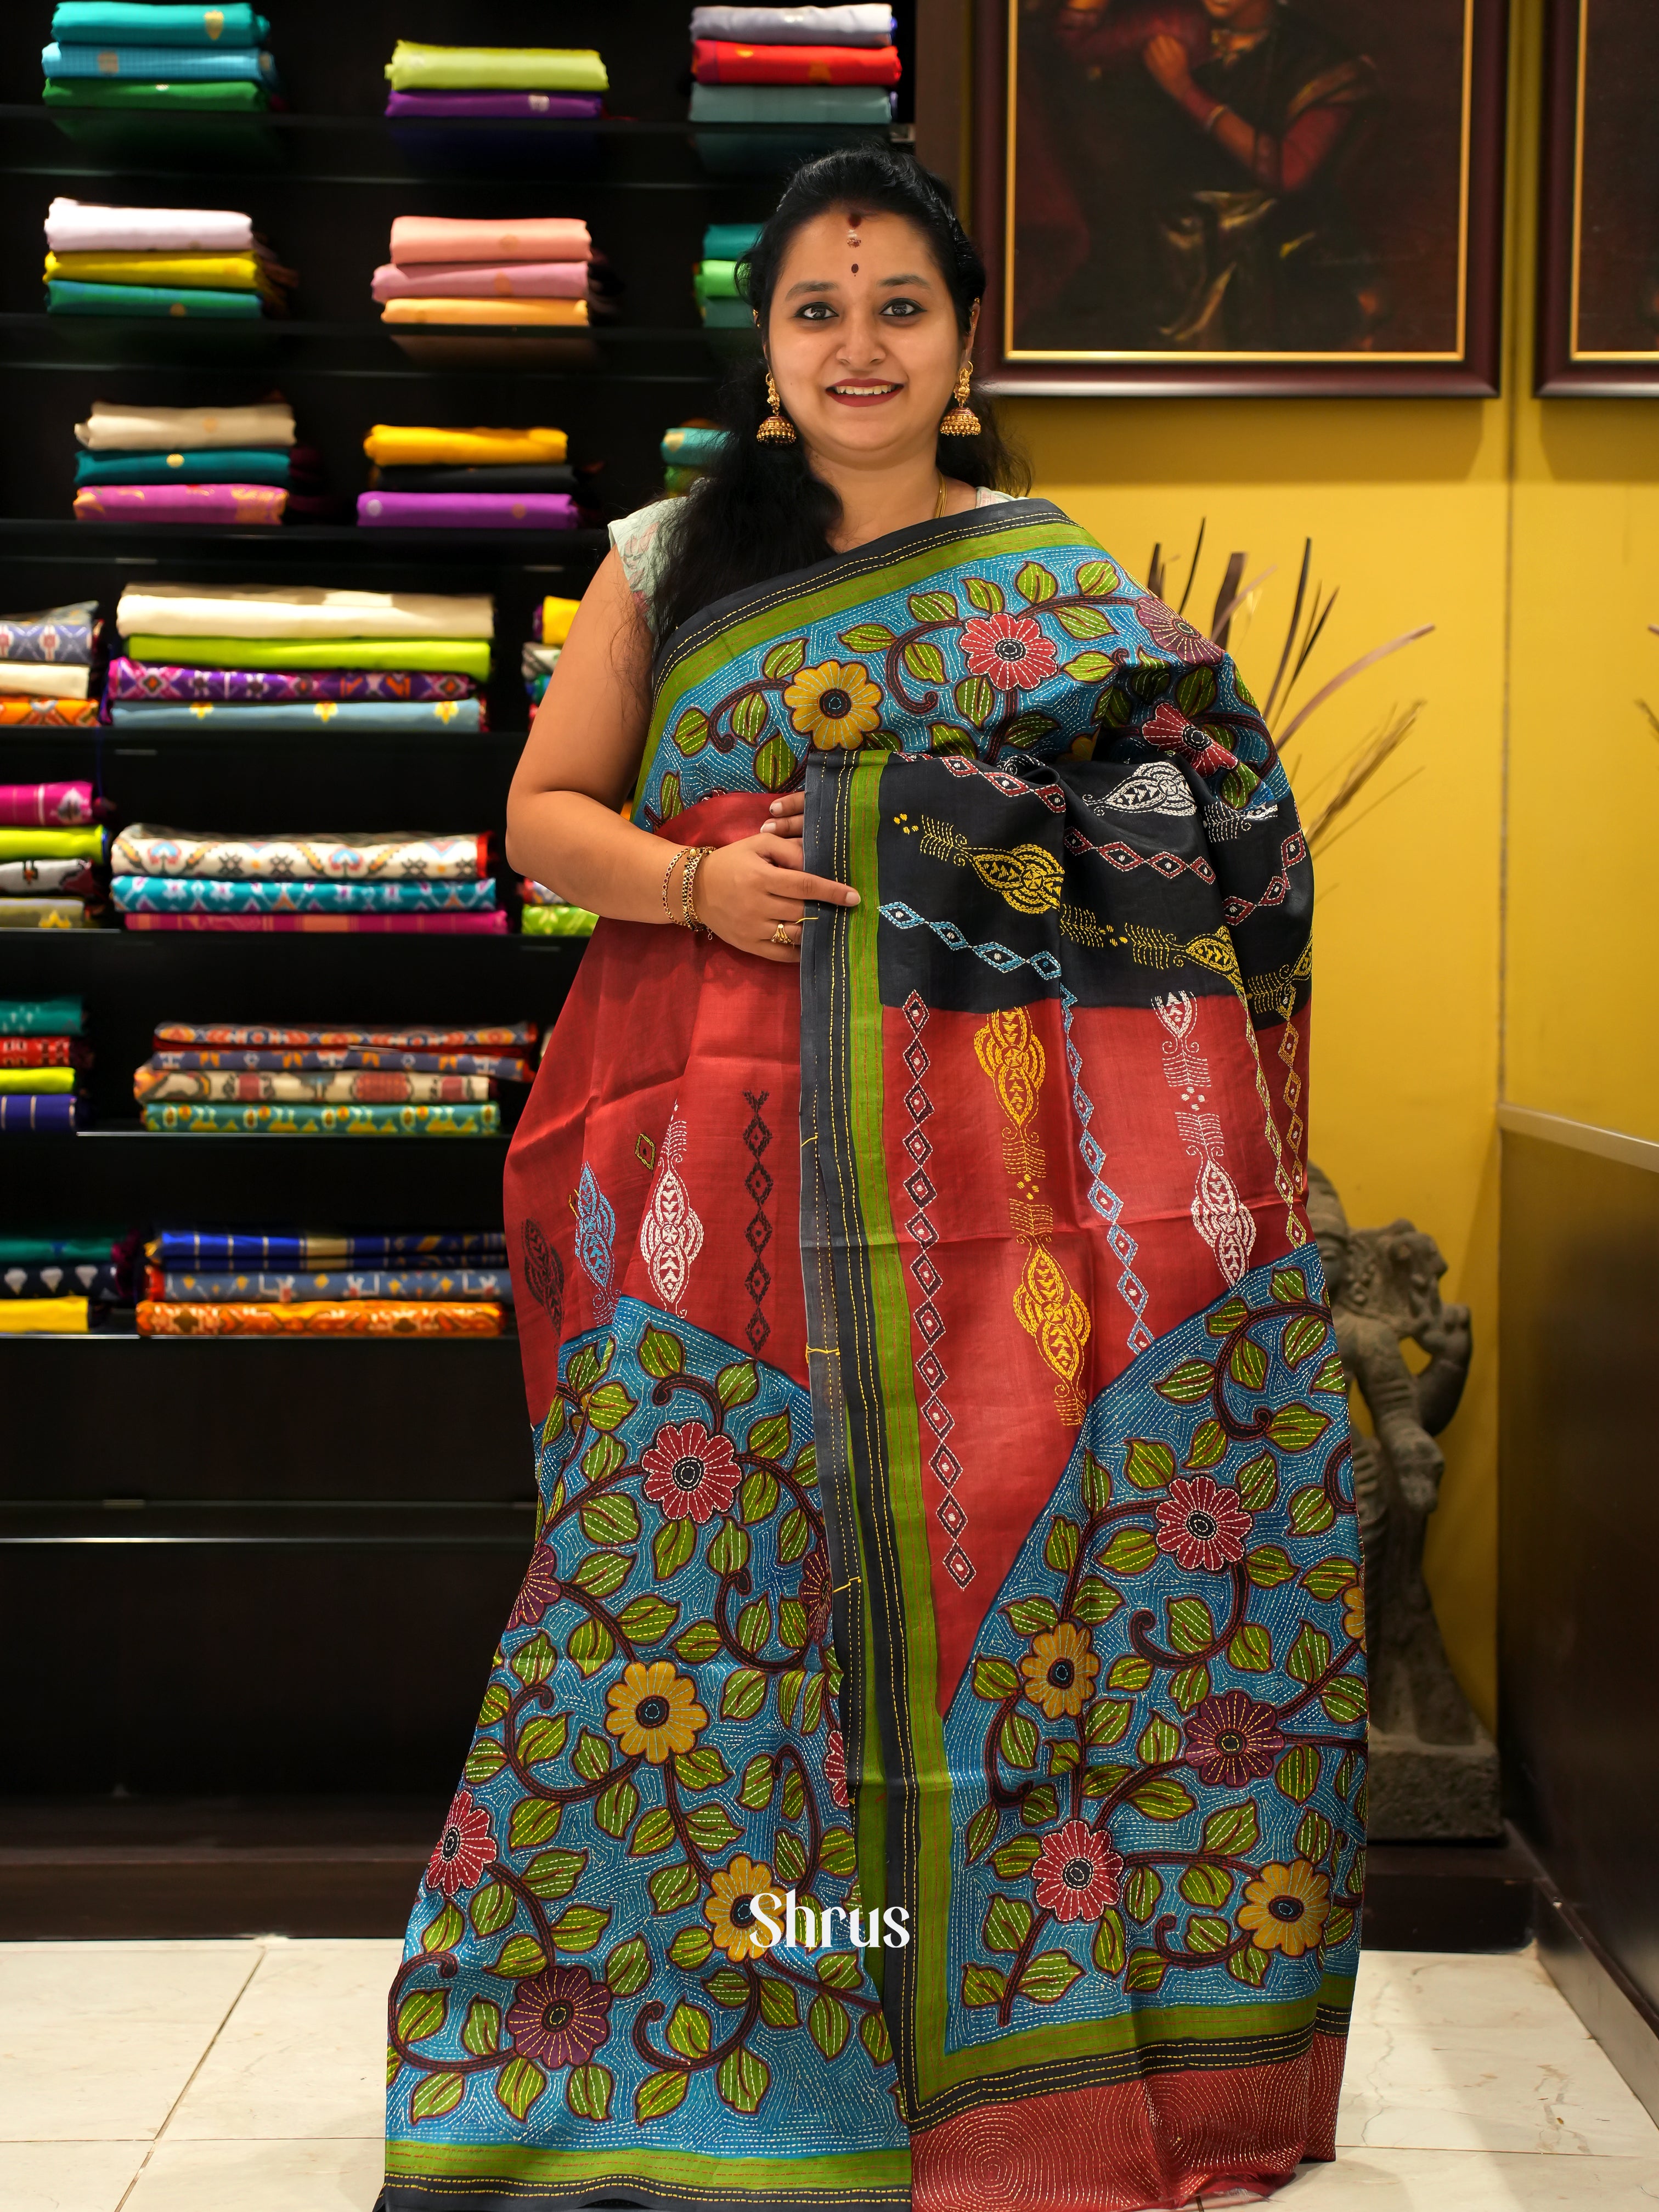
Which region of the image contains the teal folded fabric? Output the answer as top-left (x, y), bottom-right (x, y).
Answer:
top-left (42, 42), bottom-right (277, 81)
top-left (703, 223), bottom-right (764, 261)
top-left (661, 426), bottom-right (732, 467)
top-left (51, 3), bottom-right (269, 42)
top-left (701, 297), bottom-right (759, 328)
top-left (689, 82), bottom-right (893, 120)
top-left (47, 280), bottom-right (264, 318)
top-left (76, 449), bottom-right (290, 487)
top-left (0, 997), bottom-right (83, 1036)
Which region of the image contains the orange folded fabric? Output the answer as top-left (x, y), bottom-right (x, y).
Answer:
top-left (388, 216), bottom-right (592, 266)
top-left (137, 1299), bottom-right (504, 1336)
top-left (379, 298), bottom-right (590, 327)
top-left (691, 37), bottom-right (900, 82)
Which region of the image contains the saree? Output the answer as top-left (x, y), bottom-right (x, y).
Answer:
top-left (381, 500), bottom-right (1364, 2212)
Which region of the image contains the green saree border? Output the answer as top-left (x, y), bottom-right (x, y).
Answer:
top-left (635, 504), bottom-right (1095, 815)
top-left (385, 2140), bottom-right (911, 2202)
top-left (810, 748), bottom-right (1355, 2125)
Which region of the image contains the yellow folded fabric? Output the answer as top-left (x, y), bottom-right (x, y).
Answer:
top-left (385, 42), bottom-right (609, 92)
top-left (0, 828), bottom-right (104, 861)
top-left (541, 596), bottom-right (581, 646)
top-left (0, 1299), bottom-right (88, 1334)
top-left (0, 1068), bottom-right (75, 1093)
top-left (379, 298), bottom-right (590, 329)
top-left (363, 425), bottom-right (571, 467)
top-left (46, 251), bottom-right (266, 293)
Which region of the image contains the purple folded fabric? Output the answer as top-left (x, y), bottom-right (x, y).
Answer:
top-left (356, 492), bottom-right (579, 530)
top-left (0, 1094), bottom-right (78, 1133)
top-left (105, 659), bottom-right (476, 707)
top-left (75, 484), bottom-right (286, 524)
top-left (371, 261), bottom-right (590, 302)
top-left (385, 91), bottom-right (605, 118)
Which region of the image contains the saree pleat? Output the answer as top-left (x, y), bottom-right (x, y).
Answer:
top-left (381, 501), bottom-right (1362, 2212)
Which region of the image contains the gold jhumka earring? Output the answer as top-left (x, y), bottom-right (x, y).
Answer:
top-left (756, 369), bottom-right (798, 445)
top-left (939, 361), bottom-right (981, 437)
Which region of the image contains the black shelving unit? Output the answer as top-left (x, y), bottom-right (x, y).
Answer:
top-left (0, 3), bottom-right (911, 1824)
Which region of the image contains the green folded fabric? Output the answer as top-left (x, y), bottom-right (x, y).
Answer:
top-left (694, 260), bottom-right (746, 302)
top-left (51, 3), bottom-right (269, 42)
top-left (700, 297), bottom-right (759, 328)
top-left (689, 83), bottom-right (892, 121)
top-left (125, 635), bottom-right (494, 679)
top-left (0, 1235), bottom-right (120, 1263)
top-left (385, 41), bottom-right (608, 92)
top-left (703, 223), bottom-right (765, 262)
top-left (46, 280), bottom-right (264, 319)
top-left (0, 998), bottom-right (83, 1036)
top-left (77, 448), bottom-right (290, 486)
top-left (520, 903), bottom-right (596, 936)
top-left (43, 77), bottom-right (269, 108)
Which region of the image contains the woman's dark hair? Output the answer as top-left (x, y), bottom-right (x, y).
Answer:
top-left (648, 145), bottom-right (1029, 642)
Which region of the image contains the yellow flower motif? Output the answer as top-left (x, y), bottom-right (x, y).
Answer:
top-left (783, 659), bottom-right (882, 749)
top-left (1342, 1578), bottom-right (1365, 1647)
top-left (604, 1661), bottom-right (707, 1764)
top-left (1019, 1620), bottom-right (1098, 1720)
top-left (1238, 1860), bottom-right (1330, 1958)
top-left (703, 1854), bottom-right (777, 1962)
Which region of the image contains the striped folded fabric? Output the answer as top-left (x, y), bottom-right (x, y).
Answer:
top-left (138, 1299), bottom-right (505, 1335)
top-left (0, 1096), bottom-right (79, 1131)
top-left (140, 1100), bottom-right (501, 1133)
top-left (149, 1267), bottom-right (512, 1302)
top-left (150, 1046), bottom-right (527, 1077)
top-left (105, 658), bottom-right (472, 703)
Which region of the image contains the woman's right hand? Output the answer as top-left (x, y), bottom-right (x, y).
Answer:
top-left (691, 822), bottom-right (859, 964)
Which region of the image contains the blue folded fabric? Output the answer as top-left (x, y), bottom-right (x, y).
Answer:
top-left (661, 426), bottom-right (732, 468)
top-left (109, 699), bottom-right (485, 732)
top-left (51, 3), bottom-right (269, 43)
top-left (703, 223), bottom-right (765, 261)
top-left (689, 82), bottom-right (894, 121)
top-left (43, 42), bottom-right (276, 81)
top-left (76, 449), bottom-right (291, 487)
top-left (47, 280), bottom-right (264, 318)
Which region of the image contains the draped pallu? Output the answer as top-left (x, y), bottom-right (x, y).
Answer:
top-left (382, 501), bottom-right (1365, 2212)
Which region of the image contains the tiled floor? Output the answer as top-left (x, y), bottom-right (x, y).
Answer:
top-left (2, 1940), bottom-right (1657, 2210)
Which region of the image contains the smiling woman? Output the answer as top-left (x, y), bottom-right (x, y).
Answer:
top-left (382, 146), bottom-right (1366, 2212)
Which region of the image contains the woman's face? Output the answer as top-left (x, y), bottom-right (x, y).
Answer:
top-left (765, 207), bottom-right (969, 469)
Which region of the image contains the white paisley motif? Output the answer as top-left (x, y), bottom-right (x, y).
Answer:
top-left (1087, 761), bottom-right (1197, 817)
top-left (1153, 992), bottom-right (1256, 1286)
top-left (1202, 798), bottom-right (1277, 842)
top-left (638, 1104), bottom-right (704, 1315)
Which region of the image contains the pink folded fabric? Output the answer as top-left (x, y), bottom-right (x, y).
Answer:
top-left (388, 216), bottom-right (592, 266)
top-left (122, 912), bottom-right (510, 934)
top-left (0, 781), bottom-right (98, 828)
top-left (74, 484), bottom-right (287, 524)
top-left (371, 261), bottom-right (590, 302)
top-left (357, 492), bottom-right (579, 529)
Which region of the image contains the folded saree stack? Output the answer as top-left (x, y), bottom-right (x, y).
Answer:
top-left (662, 419), bottom-right (733, 496)
top-left (112, 827), bottom-right (505, 935)
top-left (382, 41), bottom-right (606, 123)
top-left (105, 581), bottom-right (492, 740)
top-left (43, 199), bottom-right (295, 328)
top-left (373, 214), bottom-right (597, 336)
top-left (518, 879), bottom-right (596, 936)
top-left (43, 3), bottom-right (280, 112)
top-left (133, 1020), bottom-right (534, 1135)
top-left (0, 1225), bottom-right (133, 1331)
top-left (138, 1222), bottom-right (515, 1335)
top-left (692, 220), bottom-right (761, 334)
top-left (359, 424), bottom-right (580, 533)
top-left (689, 3), bottom-right (898, 167)
top-left (72, 398), bottom-right (317, 527)
top-left (0, 599), bottom-right (101, 727)
top-left (0, 996), bottom-right (88, 1132)
top-left (521, 593), bottom-right (578, 709)
top-left (0, 784), bottom-right (108, 929)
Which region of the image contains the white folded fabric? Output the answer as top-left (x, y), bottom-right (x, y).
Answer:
top-left (115, 584), bottom-right (495, 642)
top-left (0, 662), bottom-right (91, 700)
top-left (521, 642), bottom-right (562, 676)
top-left (75, 400), bottom-right (296, 452)
top-left (45, 198), bottom-right (255, 255)
top-left (689, 3), bottom-right (896, 41)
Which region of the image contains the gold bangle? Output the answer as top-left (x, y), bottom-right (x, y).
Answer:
top-left (681, 847), bottom-right (713, 935)
top-left (660, 845), bottom-right (687, 923)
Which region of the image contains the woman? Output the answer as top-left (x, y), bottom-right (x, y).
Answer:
top-left (380, 148), bottom-right (1365, 2212)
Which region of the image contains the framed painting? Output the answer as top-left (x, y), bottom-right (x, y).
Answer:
top-left (1537, 0), bottom-right (1659, 394)
top-left (972, 0), bottom-right (1508, 394)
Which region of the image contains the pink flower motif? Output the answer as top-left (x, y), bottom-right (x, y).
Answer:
top-left (505, 1965), bottom-right (613, 2068)
top-left (507, 1543), bottom-right (563, 1630)
top-left (961, 612), bottom-right (1059, 693)
top-left (640, 1419), bottom-right (741, 1524)
top-left (1154, 1475), bottom-right (1252, 1573)
top-left (799, 1545), bottom-right (833, 1644)
top-left (1141, 698), bottom-right (1238, 779)
top-left (425, 1787), bottom-right (497, 1897)
top-left (1183, 1690), bottom-right (1285, 1787)
top-left (1032, 1820), bottom-right (1124, 1923)
top-left (824, 1728), bottom-right (851, 1808)
top-left (1136, 595), bottom-right (1224, 665)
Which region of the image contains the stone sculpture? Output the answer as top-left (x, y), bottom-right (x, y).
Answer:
top-left (1306, 1164), bottom-right (1499, 1839)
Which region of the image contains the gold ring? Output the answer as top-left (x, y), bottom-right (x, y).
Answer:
top-left (771, 921), bottom-right (798, 946)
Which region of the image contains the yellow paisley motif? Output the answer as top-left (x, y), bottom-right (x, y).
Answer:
top-left (973, 1007), bottom-right (1045, 1130)
top-left (918, 817), bottom-right (1064, 916)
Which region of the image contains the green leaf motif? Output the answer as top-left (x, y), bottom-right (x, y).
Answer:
top-left (524, 1847), bottom-right (589, 1905)
top-left (757, 1976), bottom-right (800, 2030)
top-left (984, 1894), bottom-right (1035, 1953)
top-left (1170, 1662), bottom-right (1211, 1712)
top-left (964, 1802), bottom-right (1000, 1863)
top-left (648, 1860), bottom-right (701, 1915)
top-left (571, 1727), bottom-right (614, 1784)
top-left (1175, 665), bottom-right (1219, 716)
top-left (990, 1835), bottom-right (1043, 1878)
top-left (579, 1491), bottom-right (640, 1546)
top-left (839, 622), bottom-right (896, 651)
top-left (397, 1989), bottom-right (447, 2042)
top-left (1001, 710), bottom-right (1058, 746)
top-left (961, 1961), bottom-right (1007, 2008)
top-left (1043, 1516), bottom-right (1080, 1572)
top-left (707, 1520), bottom-right (751, 1576)
top-left (1269, 1404), bottom-right (1331, 1453)
top-left (1321, 1673), bottom-right (1367, 1725)
top-left (1167, 1595), bottom-right (1216, 1655)
top-left (1062, 651), bottom-right (1117, 684)
top-left (421, 1902), bottom-right (465, 1954)
top-left (1301, 1558), bottom-right (1357, 1601)
top-left (1276, 1745), bottom-right (1321, 1803)
top-left (1235, 1452), bottom-right (1279, 1511)
top-left (683, 1803), bottom-right (743, 1855)
top-left (1228, 1943), bottom-right (1271, 1988)
top-left (861, 2008), bottom-right (893, 2064)
top-left (496, 2056), bottom-right (547, 2122)
top-left (1296, 1808), bottom-right (1334, 1862)
top-left (1178, 1860), bottom-right (1234, 1909)
top-left (1017, 561), bottom-right (1059, 603)
top-left (566, 2062), bottom-right (613, 2123)
top-left (1018, 1949), bottom-right (1084, 2004)
top-left (462, 1997), bottom-right (501, 2057)
top-left (1124, 1436), bottom-right (1175, 1490)
top-left (1006, 1594), bottom-right (1060, 1637)
top-left (1125, 1948), bottom-right (1167, 1993)
top-left (909, 588), bottom-right (958, 623)
top-left (639, 1324), bottom-right (685, 1378)
top-left (776, 1669), bottom-right (804, 1729)
top-left (747, 1408), bottom-right (792, 1462)
top-left (493, 1934), bottom-right (546, 1978)
top-left (571, 1549), bottom-right (630, 1601)
top-left (1099, 1527), bottom-right (1158, 1575)
top-left (965, 574), bottom-right (1005, 614)
top-left (953, 673), bottom-right (997, 726)
top-left (1287, 1622), bottom-right (1333, 1684)
top-left (1073, 1575), bottom-right (1122, 1626)
top-left (717, 1358), bottom-right (760, 1409)
top-left (1021, 1782), bottom-right (1060, 1828)
top-left (731, 690), bottom-right (770, 744)
top-left (1245, 1543), bottom-right (1295, 1587)
top-left (582, 1433), bottom-right (625, 1485)
top-left (667, 1922), bottom-right (713, 1969)
top-left (1107, 1653), bottom-right (1153, 1692)
top-left (1124, 1865), bottom-right (1163, 1921)
top-left (973, 1655), bottom-right (1020, 1701)
top-left (674, 1620), bottom-right (722, 1665)
top-left (509, 1797), bottom-right (563, 1849)
top-left (584, 1381), bottom-right (636, 1434)
top-left (665, 2001), bottom-right (712, 2061)
top-left (653, 1517), bottom-right (697, 1582)
top-left (1226, 1622), bottom-right (1273, 1672)
top-left (754, 732), bottom-right (794, 791)
top-left (674, 1744), bottom-right (730, 1792)
top-left (478, 1680), bottom-right (511, 1727)
top-left (819, 1825), bottom-right (859, 1877)
top-left (1001, 1711), bottom-right (1040, 1770)
top-left (603, 1935), bottom-right (652, 1996)
top-left (1201, 1798), bottom-right (1260, 1855)
top-left (717, 2044), bottom-right (771, 2115)
top-left (776, 1508), bottom-right (811, 1564)
top-left (410, 2070), bottom-right (464, 2123)
top-left (1312, 1352), bottom-right (1348, 1395)
top-left (762, 636), bottom-right (808, 681)
top-left (1129, 1776), bottom-right (1195, 1821)
top-left (1093, 1907), bottom-right (1127, 1974)
top-left (512, 1633), bottom-right (557, 1688)
top-left (670, 707), bottom-right (709, 758)
top-left (1206, 1296), bottom-right (1250, 1338)
top-left (630, 1807), bottom-right (676, 1858)
top-left (902, 640), bottom-right (948, 687)
top-left (635, 2068), bottom-right (689, 2124)
top-left (1184, 1420), bottom-right (1227, 1471)
top-left (1282, 1314), bottom-right (1327, 1369)
top-left (735, 1595), bottom-right (772, 1655)
top-left (1270, 1265), bottom-right (1308, 1304)
top-left (739, 1468), bottom-right (780, 1526)
top-left (1074, 557), bottom-right (1120, 595)
top-left (466, 1879), bottom-right (515, 1940)
top-left (1137, 1712), bottom-right (1181, 1764)
top-left (1056, 602), bottom-right (1115, 640)
top-left (781, 1766), bottom-right (805, 1821)
top-left (1184, 1914), bottom-right (1233, 1956)
top-left (1156, 1358), bottom-right (1216, 1406)
top-left (720, 1667), bottom-right (768, 1722)
top-left (1229, 1338), bottom-right (1268, 1390)
top-left (1289, 1485), bottom-right (1337, 1535)
top-left (808, 1993), bottom-right (850, 2059)
top-left (464, 1739), bottom-right (506, 1785)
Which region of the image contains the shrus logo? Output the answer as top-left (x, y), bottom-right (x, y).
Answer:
top-left (748, 1889), bottom-right (911, 1950)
